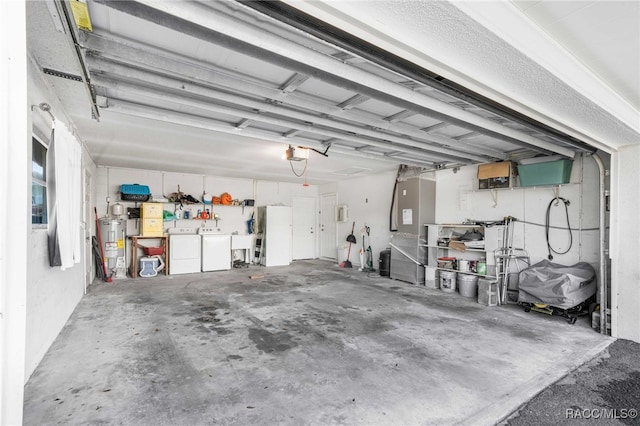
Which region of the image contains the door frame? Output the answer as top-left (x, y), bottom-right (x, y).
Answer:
top-left (292, 196), bottom-right (317, 260)
top-left (83, 168), bottom-right (93, 292)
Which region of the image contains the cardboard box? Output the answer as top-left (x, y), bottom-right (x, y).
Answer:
top-left (141, 202), bottom-right (163, 219)
top-left (478, 162), bottom-right (514, 189)
top-left (141, 218), bottom-right (164, 236)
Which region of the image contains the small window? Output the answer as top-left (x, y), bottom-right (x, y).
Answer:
top-left (32, 137), bottom-right (47, 225)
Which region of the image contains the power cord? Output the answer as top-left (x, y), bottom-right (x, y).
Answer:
top-left (546, 197), bottom-right (572, 260)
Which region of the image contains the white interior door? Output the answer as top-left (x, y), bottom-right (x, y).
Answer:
top-left (292, 196), bottom-right (316, 260)
top-left (84, 169), bottom-right (92, 289)
top-left (320, 193), bottom-right (337, 259)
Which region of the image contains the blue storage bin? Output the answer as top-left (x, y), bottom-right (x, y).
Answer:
top-left (120, 184), bottom-right (151, 202)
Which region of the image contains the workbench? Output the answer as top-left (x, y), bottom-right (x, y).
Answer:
top-left (129, 235), bottom-right (169, 278)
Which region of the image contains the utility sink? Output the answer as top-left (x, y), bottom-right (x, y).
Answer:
top-left (231, 235), bottom-right (253, 250)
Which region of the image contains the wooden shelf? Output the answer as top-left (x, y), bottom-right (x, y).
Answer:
top-left (129, 235), bottom-right (169, 278)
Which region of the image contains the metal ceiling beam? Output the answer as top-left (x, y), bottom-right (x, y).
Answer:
top-left (337, 94), bottom-right (370, 110)
top-left (96, 77), bottom-right (458, 164)
top-left (80, 32), bottom-right (506, 161)
top-left (102, 99), bottom-right (437, 169)
top-left (94, 0), bottom-right (574, 157)
top-left (422, 122), bottom-right (449, 133)
top-left (454, 132), bottom-right (481, 141)
top-left (279, 73), bottom-right (310, 93)
top-left (235, 118), bottom-right (251, 129)
top-left (283, 129), bottom-right (302, 138)
top-left (88, 60), bottom-right (487, 162)
top-left (384, 110), bottom-right (417, 123)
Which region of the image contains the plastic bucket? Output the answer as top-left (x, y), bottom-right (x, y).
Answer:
top-left (440, 271), bottom-right (457, 293)
top-left (425, 266), bottom-right (439, 289)
top-left (458, 274), bottom-right (479, 298)
top-left (337, 245), bottom-right (349, 265)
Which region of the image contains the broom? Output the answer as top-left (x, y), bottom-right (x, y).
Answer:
top-left (340, 222), bottom-right (356, 268)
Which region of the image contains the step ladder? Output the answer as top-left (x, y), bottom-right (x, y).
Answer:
top-left (253, 233), bottom-right (264, 265)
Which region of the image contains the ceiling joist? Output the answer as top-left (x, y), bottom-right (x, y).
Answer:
top-left (80, 32), bottom-right (512, 162)
top-left (87, 57), bottom-right (496, 163)
top-left (94, 0), bottom-right (576, 158)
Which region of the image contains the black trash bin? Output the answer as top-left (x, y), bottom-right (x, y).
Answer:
top-left (379, 249), bottom-right (391, 277)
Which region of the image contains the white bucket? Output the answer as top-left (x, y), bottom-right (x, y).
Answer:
top-left (337, 245), bottom-right (350, 265)
top-left (440, 271), bottom-right (457, 293)
top-left (458, 259), bottom-right (471, 272)
top-left (458, 274), bottom-right (479, 298)
top-left (425, 266), bottom-right (439, 289)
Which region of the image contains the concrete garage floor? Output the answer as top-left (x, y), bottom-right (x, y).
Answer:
top-left (24, 260), bottom-right (613, 425)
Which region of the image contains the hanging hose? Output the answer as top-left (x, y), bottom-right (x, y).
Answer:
top-left (545, 197), bottom-right (572, 260)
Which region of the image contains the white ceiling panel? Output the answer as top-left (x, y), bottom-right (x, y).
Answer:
top-left (295, 79), bottom-right (357, 105)
top-left (26, 0), bottom-right (629, 185)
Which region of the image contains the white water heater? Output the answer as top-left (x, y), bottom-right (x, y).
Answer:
top-left (99, 218), bottom-right (126, 278)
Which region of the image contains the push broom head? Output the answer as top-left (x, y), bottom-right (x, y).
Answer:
top-left (340, 259), bottom-right (352, 268)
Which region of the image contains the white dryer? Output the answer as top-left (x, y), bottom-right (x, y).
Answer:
top-left (168, 228), bottom-right (201, 275)
top-left (199, 228), bottom-right (231, 272)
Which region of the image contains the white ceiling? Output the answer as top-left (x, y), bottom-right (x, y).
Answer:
top-left (26, 1), bottom-right (639, 185)
top-left (513, 0), bottom-right (639, 111)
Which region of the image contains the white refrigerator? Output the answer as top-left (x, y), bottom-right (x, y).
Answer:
top-left (258, 206), bottom-right (292, 267)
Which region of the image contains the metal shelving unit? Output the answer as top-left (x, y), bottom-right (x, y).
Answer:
top-left (424, 223), bottom-right (505, 286)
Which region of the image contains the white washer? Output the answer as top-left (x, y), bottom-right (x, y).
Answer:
top-left (168, 228), bottom-right (201, 275)
top-left (199, 228), bottom-right (231, 272)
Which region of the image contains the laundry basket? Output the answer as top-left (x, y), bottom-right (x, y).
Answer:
top-left (143, 246), bottom-right (164, 256)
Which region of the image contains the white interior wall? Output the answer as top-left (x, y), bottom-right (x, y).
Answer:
top-left (435, 154), bottom-right (600, 268)
top-left (320, 170), bottom-right (397, 267)
top-left (255, 180), bottom-right (319, 207)
top-left (320, 159), bottom-right (601, 273)
top-left (24, 57), bottom-right (97, 382)
top-left (610, 145), bottom-right (640, 342)
top-left (95, 167), bottom-right (320, 267)
top-left (1, 2), bottom-right (28, 423)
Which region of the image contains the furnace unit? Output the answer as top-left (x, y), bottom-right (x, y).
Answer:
top-left (390, 177), bottom-right (436, 285)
